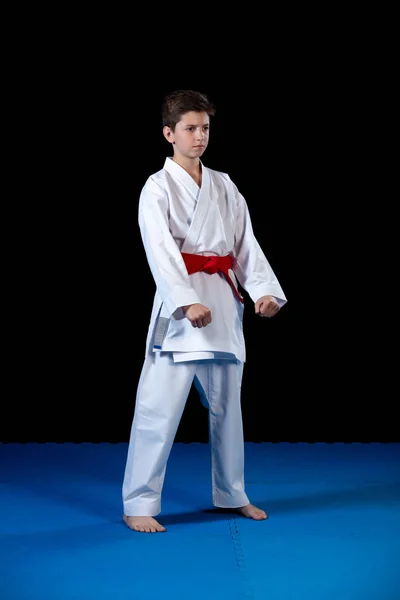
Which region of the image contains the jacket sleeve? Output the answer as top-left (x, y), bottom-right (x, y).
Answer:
top-left (231, 180), bottom-right (287, 306)
top-left (139, 178), bottom-right (202, 318)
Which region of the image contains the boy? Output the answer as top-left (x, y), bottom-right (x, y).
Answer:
top-left (122, 90), bottom-right (287, 533)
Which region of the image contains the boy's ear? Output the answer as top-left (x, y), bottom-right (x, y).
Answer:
top-left (163, 126), bottom-right (174, 144)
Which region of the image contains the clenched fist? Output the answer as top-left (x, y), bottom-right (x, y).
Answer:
top-left (255, 295), bottom-right (280, 318)
top-left (182, 303), bottom-right (212, 328)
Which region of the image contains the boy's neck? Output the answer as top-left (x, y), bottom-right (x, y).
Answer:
top-left (172, 156), bottom-right (202, 185)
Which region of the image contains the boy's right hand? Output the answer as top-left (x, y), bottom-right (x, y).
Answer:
top-left (181, 304), bottom-right (212, 329)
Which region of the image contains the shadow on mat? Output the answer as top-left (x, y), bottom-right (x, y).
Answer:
top-left (157, 507), bottom-right (243, 527)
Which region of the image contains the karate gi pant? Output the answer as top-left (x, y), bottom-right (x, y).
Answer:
top-left (122, 351), bottom-right (250, 516)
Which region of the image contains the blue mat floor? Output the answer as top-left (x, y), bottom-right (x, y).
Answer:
top-left (1, 442), bottom-right (399, 599)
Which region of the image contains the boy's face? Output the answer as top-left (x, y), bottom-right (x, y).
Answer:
top-left (163, 111), bottom-right (210, 159)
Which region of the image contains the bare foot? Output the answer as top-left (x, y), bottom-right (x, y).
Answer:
top-left (235, 503), bottom-right (268, 520)
top-left (123, 514), bottom-right (166, 533)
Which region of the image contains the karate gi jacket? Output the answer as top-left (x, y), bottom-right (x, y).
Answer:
top-left (139, 158), bottom-right (287, 363)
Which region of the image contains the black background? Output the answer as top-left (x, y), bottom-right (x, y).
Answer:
top-left (4, 32), bottom-right (393, 444)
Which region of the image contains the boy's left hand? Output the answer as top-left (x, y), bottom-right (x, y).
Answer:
top-left (255, 295), bottom-right (280, 318)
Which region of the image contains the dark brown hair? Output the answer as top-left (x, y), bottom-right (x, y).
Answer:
top-left (162, 89), bottom-right (216, 130)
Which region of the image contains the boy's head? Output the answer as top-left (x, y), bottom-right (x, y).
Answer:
top-left (162, 90), bottom-right (216, 131)
top-left (162, 90), bottom-right (216, 160)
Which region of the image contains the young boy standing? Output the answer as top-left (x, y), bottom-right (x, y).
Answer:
top-left (122, 90), bottom-right (287, 533)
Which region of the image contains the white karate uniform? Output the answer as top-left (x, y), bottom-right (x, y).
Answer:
top-left (123, 158), bottom-right (287, 516)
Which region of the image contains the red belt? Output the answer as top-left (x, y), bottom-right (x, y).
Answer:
top-left (181, 252), bottom-right (244, 303)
